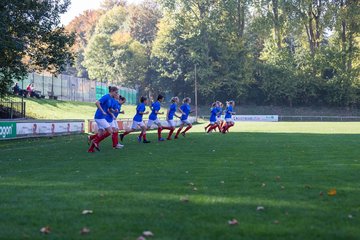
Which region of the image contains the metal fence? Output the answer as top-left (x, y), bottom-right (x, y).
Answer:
top-left (0, 101), bottom-right (26, 119)
top-left (16, 72), bottom-right (138, 104)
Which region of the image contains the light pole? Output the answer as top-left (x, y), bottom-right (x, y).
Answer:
top-left (194, 64), bottom-right (198, 121)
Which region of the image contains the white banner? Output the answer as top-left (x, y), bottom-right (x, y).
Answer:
top-left (229, 115), bottom-right (278, 122)
top-left (17, 121), bottom-right (85, 136)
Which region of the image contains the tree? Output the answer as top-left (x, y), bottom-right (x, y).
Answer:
top-left (65, 10), bottom-right (103, 77)
top-left (101, 0), bottom-right (127, 10)
top-left (0, 0), bottom-right (74, 98)
top-left (128, 0), bottom-right (162, 44)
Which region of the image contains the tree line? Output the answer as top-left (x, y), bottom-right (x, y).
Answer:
top-left (1, 0), bottom-right (359, 107)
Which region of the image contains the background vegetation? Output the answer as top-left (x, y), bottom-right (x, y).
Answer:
top-left (66, 0), bottom-right (359, 107)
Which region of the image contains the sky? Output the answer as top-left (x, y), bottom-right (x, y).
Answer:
top-left (60, 0), bottom-right (142, 25)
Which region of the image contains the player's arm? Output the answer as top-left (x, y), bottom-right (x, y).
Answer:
top-left (139, 110), bottom-right (149, 115)
top-left (108, 108), bottom-right (116, 119)
top-left (95, 101), bottom-right (106, 115)
top-left (156, 110), bottom-right (164, 115)
top-left (178, 107), bottom-right (185, 115)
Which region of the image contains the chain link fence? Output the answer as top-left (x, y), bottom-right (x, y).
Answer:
top-left (17, 72), bottom-right (138, 104)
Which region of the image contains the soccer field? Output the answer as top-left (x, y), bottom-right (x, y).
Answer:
top-left (0, 122), bottom-right (359, 240)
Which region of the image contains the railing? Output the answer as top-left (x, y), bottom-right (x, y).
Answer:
top-left (278, 116), bottom-right (360, 122)
top-left (0, 101), bottom-right (26, 119)
top-left (199, 115), bottom-right (360, 122)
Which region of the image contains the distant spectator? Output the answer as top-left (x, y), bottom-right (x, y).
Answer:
top-left (26, 83), bottom-right (34, 96)
top-left (13, 82), bottom-right (20, 95)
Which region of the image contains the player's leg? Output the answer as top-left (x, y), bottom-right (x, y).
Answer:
top-left (167, 120), bottom-right (176, 140)
top-left (88, 120), bottom-right (107, 152)
top-left (181, 121), bottom-right (192, 136)
top-left (90, 120), bottom-right (112, 152)
top-left (204, 123), bottom-right (211, 132)
top-left (217, 120), bottom-right (223, 132)
top-left (175, 122), bottom-right (184, 139)
top-left (207, 122), bottom-right (217, 133)
top-left (112, 121), bottom-right (123, 149)
top-left (155, 119), bottom-right (165, 141)
top-left (140, 122), bottom-right (150, 143)
top-left (120, 121), bottom-right (137, 141)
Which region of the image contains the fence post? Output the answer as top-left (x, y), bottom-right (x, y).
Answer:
top-left (42, 73), bottom-right (45, 96)
top-left (60, 74), bottom-right (63, 99)
top-left (82, 78), bottom-right (84, 102)
top-left (10, 102), bottom-right (13, 119)
top-left (23, 102), bottom-right (26, 118)
top-left (67, 75), bottom-right (71, 100)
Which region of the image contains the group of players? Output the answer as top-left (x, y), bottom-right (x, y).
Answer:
top-left (87, 86), bottom-right (235, 153)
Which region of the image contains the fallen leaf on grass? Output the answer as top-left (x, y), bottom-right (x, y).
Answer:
top-left (257, 206), bottom-right (265, 211)
top-left (40, 226), bottom-right (51, 234)
top-left (327, 189), bottom-right (337, 196)
top-left (180, 196), bottom-right (189, 202)
top-left (80, 227), bottom-right (90, 235)
top-left (143, 231), bottom-right (154, 237)
top-left (82, 210), bottom-right (93, 215)
top-left (228, 219), bottom-right (238, 225)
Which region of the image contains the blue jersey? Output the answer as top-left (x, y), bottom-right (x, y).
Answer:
top-left (105, 98), bottom-right (117, 122)
top-left (210, 108), bottom-right (217, 122)
top-left (225, 106), bottom-right (233, 119)
top-left (168, 103), bottom-right (177, 120)
top-left (216, 107), bottom-right (223, 117)
top-left (117, 103), bottom-right (122, 118)
top-left (149, 101), bottom-right (161, 120)
top-left (180, 103), bottom-right (191, 121)
top-left (94, 94), bottom-right (112, 119)
top-left (105, 100), bottom-right (122, 122)
top-left (133, 103), bottom-right (146, 122)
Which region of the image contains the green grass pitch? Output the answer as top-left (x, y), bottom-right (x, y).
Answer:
top-left (0, 122), bottom-right (360, 239)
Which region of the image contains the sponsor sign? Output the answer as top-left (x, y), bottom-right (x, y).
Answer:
top-left (229, 115), bottom-right (278, 122)
top-left (0, 122), bottom-right (16, 139)
top-left (16, 121), bottom-right (84, 137)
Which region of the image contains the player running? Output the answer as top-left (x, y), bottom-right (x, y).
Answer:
top-left (206, 102), bottom-right (219, 133)
top-left (222, 101), bottom-right (236, 133)
top-left (160, 97), bottom-right (180, 140)
top-left (216, 101), bottom-right (224, 132)
top-left (120, 96), bottom-right (150, 144)
top-left (88, 86), bottom-right (118, 153)
top-left (107, 95), bottom-right (126, 149)
top-left (147, 94), bottom-right (166, 141)
top-left (174, 97), bottom-right (194, 139)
